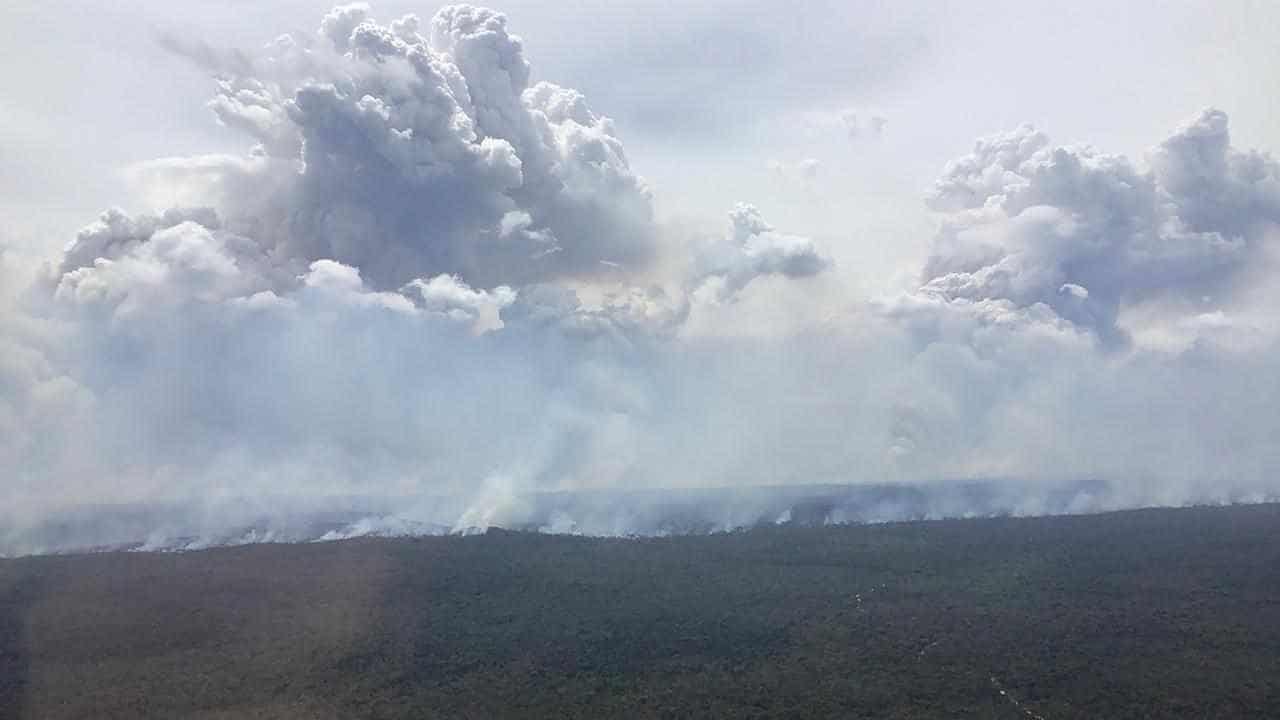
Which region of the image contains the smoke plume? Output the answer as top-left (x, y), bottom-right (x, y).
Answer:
top-left (3, 4), bottom-right (1280, 555)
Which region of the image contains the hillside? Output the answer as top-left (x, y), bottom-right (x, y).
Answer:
top-left (3, 503), bottom-right (1280, 718)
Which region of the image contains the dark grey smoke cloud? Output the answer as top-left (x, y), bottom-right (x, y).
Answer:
top-left (3, 4), bottom-right (1280, 556)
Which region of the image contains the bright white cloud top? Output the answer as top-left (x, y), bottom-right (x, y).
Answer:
top-left (2, 3), bottom-right (1280, 555)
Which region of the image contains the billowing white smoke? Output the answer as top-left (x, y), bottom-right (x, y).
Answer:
top-left (693, 203), bottom-right (830, 300)
top-left (916, 109), bottom-right (1280, 344)
top-left (3, 4), bottom-right (1280, 556)
top-left (135, 2), bottom-right (657, 290)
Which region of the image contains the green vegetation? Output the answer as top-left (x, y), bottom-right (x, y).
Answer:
top-left (3, 503), bottom-right (1280, 718)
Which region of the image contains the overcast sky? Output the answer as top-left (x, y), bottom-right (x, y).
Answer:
top-left (3, 1), bottom-right (1280, 552)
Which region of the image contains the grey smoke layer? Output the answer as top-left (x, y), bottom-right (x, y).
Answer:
top-left (3, 4), bottom-right (1280, 556)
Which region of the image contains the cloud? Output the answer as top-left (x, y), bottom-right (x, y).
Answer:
top-left (780, 109), bottom-right (887, 145)
top-left (766, 159), bottom-right (823, 194)
top-left (840, 110), bottom-right (887, 140)
top-left (522, 3), bottom-right (923, 144)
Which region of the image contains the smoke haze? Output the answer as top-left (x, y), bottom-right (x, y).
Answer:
top-left (3, 3), bottom-right (1280, 555)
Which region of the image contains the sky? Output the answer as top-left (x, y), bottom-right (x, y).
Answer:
top-left (2, 1), bottom-right (1280, 553)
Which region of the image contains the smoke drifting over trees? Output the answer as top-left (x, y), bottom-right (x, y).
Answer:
top-left (3, 4), bottom-right (1280, 555)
